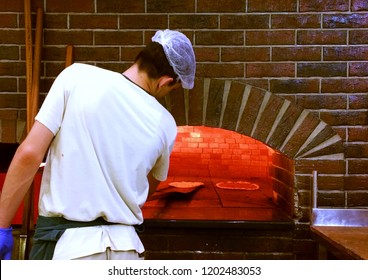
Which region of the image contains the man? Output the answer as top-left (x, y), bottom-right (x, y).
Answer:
top-left (0, 29), bottom-right (196, 260)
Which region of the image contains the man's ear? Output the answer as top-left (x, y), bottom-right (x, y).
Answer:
top-left (158, 76), bottom-right (174, 88)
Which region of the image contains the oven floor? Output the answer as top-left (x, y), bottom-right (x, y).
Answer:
top-left (143, 176), bottom-right (291, 222)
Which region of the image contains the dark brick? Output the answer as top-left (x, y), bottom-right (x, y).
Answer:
top-left (44, 14), bottom-right (68, 29)
top-left (295, 159), bottom-right (346, 174)
top-left (45, 62), bottom-right (66, 77)
top-left (320, 111), bottom-right (368, 126)
top-left (97, 0), bottom-right (145, 13)
top-left (188, 79), bottom-right (205, 126)
top-left (350, 30), bottom-right (368, 44)
top-left (221, 82), bottom-right (248, 131)
top-left (345, 143), bottom-right (368, 158)
top-left (324, 13), bottom-right (368, 28)
top-left (302, 140), bottom-right (344, 159)
top-left (147, 0), bottom-right (195, 13)
top-left (298, 63), bottom-right (347, 77)
top-left (270, 79), bottom-right (319, 94)
top-left (0, 30), bottom-right (23, 44)
top-left (324, 46), bottom-right (368, 61)
top-left (242, 79), bottom-right (269, 90)
top-left (0, 14), bottom-right (18, 28)
top-left (272, 14), bottom-right (320, 28)
top-left (252, 94), bottom-right (286, 143)
top-left (74, 47), bottom-right (120, 61)
top-left (322, 78), bottom-right (368, 93)
top-left (196, 31), bottom-right (244, 46)
top-left (247, 63), bottom-right (295, 78)
top-left (44, 30), bottom-right (93, 45)
top-left (318, 191), bottom-right (345, 207)
top-left (94, 31), bottom-right (142, 45)
top-left (348, 159), bottom-right (368, 174)
top-left (318, 176), bottom-right (345, 191)
top-left (70, 15), bottom-right (118, 29)
top-left (204, 79), bottom-right (226, 127)
top-left (300, 0), bottom-right (349, 12)
top-left (296, 95), bottom-right (347, 110)
top-left (298, 30), bottom-right (347, 45)
top-left (0, 46), bottom-right (19, 60)
top-left (246, 30), bottom-right (295, 45)
top-left (47, 0), bottom-right (94, 13)
top-left (39, 79), bottom-right (53, 96)
top-left (352, 0), bottom-right (368, 11)
top-left (121, 47), bottom-right (143, 62)
top-left (249, 0), bottom-right (297, 12)
top-left (221, 15), bottom-right (269, 29)
top-left (1, 119), bottom-right (18, 142)
top-left (347, 191), bottom-right (368, 207)
top-left (0, 1), bottom-right (23, 12)
top-left (267, 105), bottom-right (302, 150)
top-left (196, 63), bottom-right (244, 78)
top-left (349, 62), bottom-right (368, 76)
top-left (222, 47), bottom-right (270, 62)
top-left (119, 15), bottom-right (167, 29)
top-left (345, 175), bottom-right (368, 190)
top-left (0, 94), bottom-right (26, 108)
top-left (41, 46), bottom-right (68, 62)
top-left (281, 113), bottom-right (321, 158)
top-left (0, 61), bottom-right (26, 76)
top-left (198, 0), bottom-right (245, 12)
top-left (170, 15), bottom-right (218, 29)
top-left (195, 47), bottom-right (220, 62)
top-left (348, 127), bottom-right (368, 141)
top-left (273, 47), bottom-right (321, 61)
top-left (0, 110), bottom-right (18, 121)
top-left (237, 87), bottom-right (266, 135)
top-left (349, 94), bottom-right (368, 109)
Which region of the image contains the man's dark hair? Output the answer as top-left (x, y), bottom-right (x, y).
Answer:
top-left (135, 42), bottom-right (178, 86)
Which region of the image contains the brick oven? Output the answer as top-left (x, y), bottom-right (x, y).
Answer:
top-left (2, 0), bottom-right (367, 261)
top-left (139, 78), bottom-right (343, 259)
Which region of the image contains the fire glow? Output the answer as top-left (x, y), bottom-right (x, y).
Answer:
top-left (169, 126), bottom-right (275, 179)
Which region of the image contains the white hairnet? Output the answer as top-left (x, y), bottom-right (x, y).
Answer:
top-left (152, 30), bottom-right (196, 89)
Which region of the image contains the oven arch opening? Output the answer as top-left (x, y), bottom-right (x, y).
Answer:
top-left (144, 125), bottom-right (295, 222)
top-left (151, 78), bottom-right (344, 223)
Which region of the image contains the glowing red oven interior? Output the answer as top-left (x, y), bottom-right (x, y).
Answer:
top-left (143, 126), bottom-right (294, 222)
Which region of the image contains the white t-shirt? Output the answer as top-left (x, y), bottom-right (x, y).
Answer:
top-left (35, 63), bottom-right (177, 259)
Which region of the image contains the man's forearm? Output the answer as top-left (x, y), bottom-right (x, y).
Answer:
top-left (0, 121), bottom-right (54, 228)
top-left (0, 147), bottom-right (43, 228)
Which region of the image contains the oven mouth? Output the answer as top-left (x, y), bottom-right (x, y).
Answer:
top-left (143, 126), bottom-right (294, 223)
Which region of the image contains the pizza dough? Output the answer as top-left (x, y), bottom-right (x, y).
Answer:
top-left (215, 181), bottom-right (260, 190)
top-left (169, 181), bottom-right (204, 188)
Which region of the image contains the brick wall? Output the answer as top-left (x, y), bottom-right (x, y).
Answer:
top-left (0, 1), bottom-right (367, 207)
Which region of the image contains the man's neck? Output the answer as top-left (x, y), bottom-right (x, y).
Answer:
top-left (122, 64), bottom-right (156, 95)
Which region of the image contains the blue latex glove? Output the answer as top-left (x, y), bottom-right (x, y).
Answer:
top-left (0, 227), bottom-right (13, 260)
